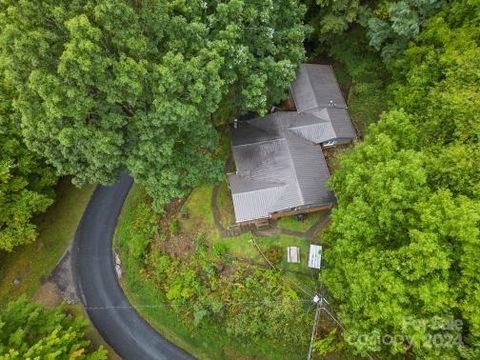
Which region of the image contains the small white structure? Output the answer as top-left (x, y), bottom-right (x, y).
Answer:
top-left (115, 264), bottom-right (123, 279)
top-left (308, 245), bottom-right (323, 269)
top-left (114, 252), bottom-right (123, 278)
top-left (287, 246), bottom-right (300, 263)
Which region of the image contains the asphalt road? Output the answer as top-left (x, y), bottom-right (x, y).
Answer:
top-left (72, 174), bottom-right (193, 360)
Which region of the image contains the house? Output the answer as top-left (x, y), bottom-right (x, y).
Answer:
top-left (228, 64), bottom-right (355, 224)
top-left (290, 64), bottom-right (355, 146)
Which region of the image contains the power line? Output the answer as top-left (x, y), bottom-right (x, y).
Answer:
top-left (310, 295), bottom-right (377, 360)
top-left (249, 234), bottom-right (376, 359)
top-left (307, 296), bottom-right (323, 360)
top-left (84, 298), bottom-right (314, 311)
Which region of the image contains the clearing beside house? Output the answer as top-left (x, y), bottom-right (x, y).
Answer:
top-left (115, 182), bottom-right (342, 359)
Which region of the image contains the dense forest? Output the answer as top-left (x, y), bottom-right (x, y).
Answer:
top-left (0, 0), bottom-right (479, 358)
top-left (309, 0), bottom-right (480, 358)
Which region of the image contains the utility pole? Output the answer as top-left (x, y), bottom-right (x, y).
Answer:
top-left (306, 294), bottom-right (377, 360)
top-left (307, 295), bottom-right (323, 360)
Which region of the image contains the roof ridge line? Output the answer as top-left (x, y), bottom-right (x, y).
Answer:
top-left (233, 137), bottom-right (283, 148)
top-left (231, 181), bottom-right (287, 195)
top-left (283, 135), bottom-right (306, 205)
top-left (289, 122), bottom-right (329, 130)
top-left (303, 65), bottom-right (348, 111)
top-left (298, 104), bottom-right (347, 114)
top-left (230, 171), bottom-right (287, 188)
top-left (303, 65), bottom-right (317, 115)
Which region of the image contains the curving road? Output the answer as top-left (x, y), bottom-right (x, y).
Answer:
top-left (72, 174), bottom-right (193, 360)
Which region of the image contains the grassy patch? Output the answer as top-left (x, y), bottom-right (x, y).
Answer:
top-left (216, 178), bottom-right (235, 228)
top-left (115, 185), bottom-right (316, 359)
top-left (276, 211), bottom-right (327, 233)
top-left (0, 179), bottom-right (94, 305)
top-left (257, 236), bottom-right (310, 271)
top-left (115, 185), bottom-right (229, 359)
top-left (181, 186), bottom-right (216, 232)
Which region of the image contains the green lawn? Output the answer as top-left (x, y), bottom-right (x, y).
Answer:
top-left (115, 185), bottom-right (229, 360)
top-left (215, 178), bottom-right (236, 228)
top-left (0, 178), bottom-right (95, 305)
top-left (276, 211), bottom-right (327, 233)
top-left (115, 184), bottom-right (317, 359)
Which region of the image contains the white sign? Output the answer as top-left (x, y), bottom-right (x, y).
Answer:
top-left (308, 245), bottom-right (322, 269)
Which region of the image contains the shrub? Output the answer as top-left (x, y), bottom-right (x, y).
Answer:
top-left (128, 203), bottom-right (156, 258)
top-left (129, 233), bottom-right (150, 259)
top-left (169, 218), bottom-right (180, 235)
top-left (193, 232), bottom-right (207, 249)
top-left (212, 242), bottom-right (228, 257)
top-left (264, 245), bottom-right (283, 265)
top-left (314, 329), bottom-right (346, 356)
top-left (193, 305), bottom-right (209, 327)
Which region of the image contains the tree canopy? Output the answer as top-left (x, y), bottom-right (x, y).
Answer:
top-left (0, 79), bottom-right (57, 252)
top-left (323, 111), bottom-right (480, 358)
top-left (0, 0), bottom-right (308, 210)
top-left (307, 0), bottom-right (444, 59)
top-left (0, 297), bottom-right (106, 359)
top-left (318, 1), bottom-right (480, 357)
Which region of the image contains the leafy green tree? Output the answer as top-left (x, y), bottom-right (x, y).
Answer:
top-left (361, 0), bottom-right (444, 59)
top-left (323, 111), bottom-right (480, 358)
top-left (0, 0), bottom-right (307, 211)
top-left (0, 297), bottom-right (106, 359)
top-left (389, 3), bottom-right (480, 146)
top-left (305, 0), bottom-right (443, 59)
top-left (311, 0), bottom-right (361, 38)
top-left (0, 80), bottom-right (57, 252)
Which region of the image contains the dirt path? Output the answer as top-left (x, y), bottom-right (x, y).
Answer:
top-left (33, 246), bottom-right (80, 307)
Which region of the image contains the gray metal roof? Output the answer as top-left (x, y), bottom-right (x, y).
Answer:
top-left (228, 63), bottom-right (354, 223)
top-left (291, 64), bottom-right (347, 110)
top-left (229, 113), bottom-right (334, 223)
top-left (290, 64), bottom-right (355, 141)
top-left (247, 111), bottom-right (340, 144)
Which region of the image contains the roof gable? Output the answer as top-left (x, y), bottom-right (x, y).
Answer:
top-left (290, 64), bottom-right (355, 141)
top-left (291, 64), bottom-right (347, 111)
top-left (229, 113), bottom-right (334, 222)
